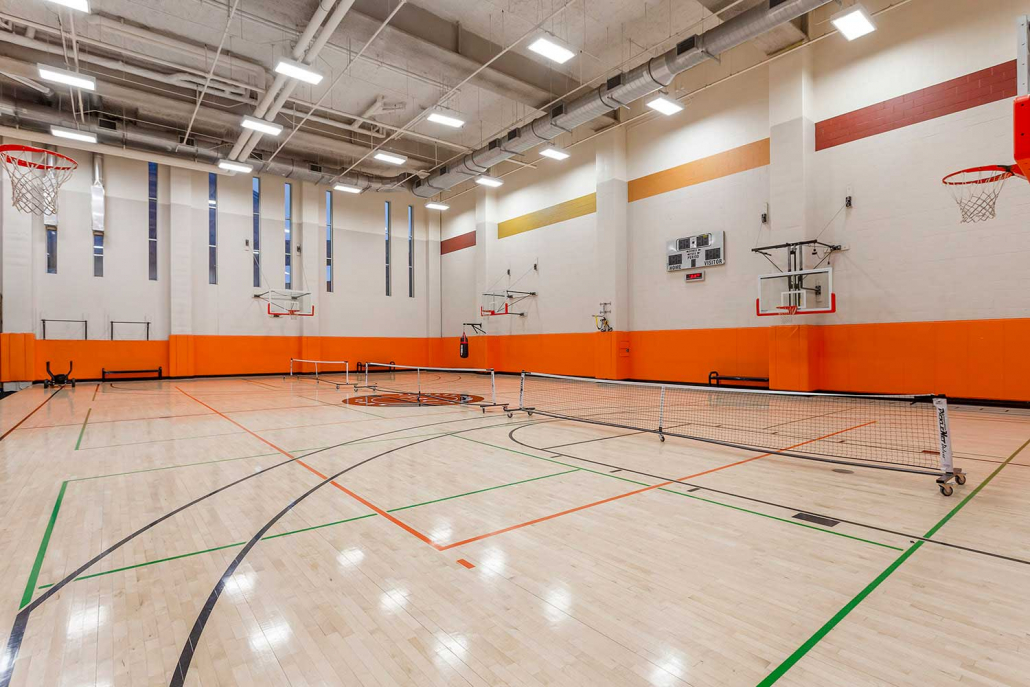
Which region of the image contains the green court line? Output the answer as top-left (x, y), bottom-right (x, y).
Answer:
top-left (34, 468), bottom-right (579, 590)
top-left (756, 435), bottom-right (1030, 686)
top-left (658, 488), bottom-right (903, 551)
top-left (74, 408), bottom-right (92, 451)
top-left (20, 481), bottom-right (68, 608)
top-left (459, 435), bottom-right (902, 551)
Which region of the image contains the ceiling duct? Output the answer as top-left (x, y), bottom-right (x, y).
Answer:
top-left (0, 98), bottom-right (402, 191)
top-left (413, 0), bottom-right (834, 198)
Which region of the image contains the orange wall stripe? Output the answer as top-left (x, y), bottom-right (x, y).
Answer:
top-left (441, 231), bottom-right (476, 255)
top-left (439, 421), bottom-right (873, 551)
top-left (628, 138), bottom-right (770, 203)
top-left (497, 193), bottom-right (597, 239)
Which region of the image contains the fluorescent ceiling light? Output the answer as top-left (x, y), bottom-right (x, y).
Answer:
top-left (528, 35), bottom-right (575, 64)
top-left (374, 151), bottom-right (407, 165)
top-left (539, 145), bottom-right (570, 160)
top-left (427, 111), bottom-right (465, 128)
top-left (241, 116), bottom-right (283, 136)
top-left (37, 64), bottom-right (95, 91)
top-left (335, 183), bottom-right (364, 194)
top-left (44, 0), bottom-right (90, 12)
top-left (425, 202), bottom-right (450, 211)
top-left (218, 160), bottom-right (253, 173)
top-left (475, 175), bottom-right (503, 188)
top-left (50, 126), bottom-right (96, 143)
top-left (646, 95), bottom-right (683, 116)
top-left (831, 3), bottom-right (876, 41)
top-left (274, 59), bottom-right (324, 85)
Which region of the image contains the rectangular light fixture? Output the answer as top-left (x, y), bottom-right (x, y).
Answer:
top-left (374, 151), bottom-right (408, 165)
top-left (427, 111), bottom-right (465, 128)
top-left (44, 0), bottom-right (90, 12)
top-left (475, 175), bottom-right (503, 188)
top-left (241, 116), bottom-right (283, 136)
top-left (334, 183), bottom-right (364, 194)
top-left (218, 160), bottom-right (253, 173)
top-left (274, 59), bottom-right (324, 85)
top-left (425, 202), bottom-right (450, 211)
top-left (831, 3), bottom-right (876, 41)
top-left (50, 126), bottom-right (96, 143)
top-left (527, 35), bottom-right (575, 65)
top-left (539, 145), bottom-right (570, 161)
top-left (646, 95), bottom-right (683, 116)
top-left (38, 64), bottom-right (96, 91)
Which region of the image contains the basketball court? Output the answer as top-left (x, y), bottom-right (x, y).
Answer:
top-left (1, 1), bottom-right (1030, 685)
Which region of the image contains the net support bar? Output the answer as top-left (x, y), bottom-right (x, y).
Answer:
top-left (288, 359), bottom-right (349, 385)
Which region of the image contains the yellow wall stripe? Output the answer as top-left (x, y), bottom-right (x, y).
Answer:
top-left (498, 193), bottom-right (597, 239)
top-left (628, 138), bottom-right (770, 203)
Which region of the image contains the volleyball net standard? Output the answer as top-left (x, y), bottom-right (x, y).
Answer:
top-left (515, 372), bottom-right (961, 493)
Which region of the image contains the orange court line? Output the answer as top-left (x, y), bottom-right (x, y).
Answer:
top-left (437, 421), bottom-right (876, 551)
top-left (176, 386), bottom-right (441, 548)
top-left (457, 559), bottom-right (476, 569)
top-left (0, 388), bottom-right (64, 441)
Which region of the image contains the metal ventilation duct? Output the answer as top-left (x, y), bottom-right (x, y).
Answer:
top-left (413, 0), bottom-right (835, 198)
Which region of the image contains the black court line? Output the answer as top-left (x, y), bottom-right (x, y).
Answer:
top-left (169, 417), bottom-right (540, 686)
top-left (507, 424), bottom-right (1030, 568)
top-left (0, 411), bottom-right (532, 687)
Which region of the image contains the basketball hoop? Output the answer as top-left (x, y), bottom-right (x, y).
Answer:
top-left (0, 145), bottom-right (78, 216)
top-left (776, 304), bottom-right (800, 325)
top-left (942, 165), bottom-right (1024, 223)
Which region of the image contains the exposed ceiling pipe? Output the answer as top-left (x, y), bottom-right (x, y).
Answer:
top-left (413, 0), bottom-right (835, 197)
top-left (234, 0), bottom-right (358, 162)
top-left (227, 0), bottom-right (337, 160)
top-left (0, 97), bottom-right (403, 190)
top-left (0, 28), bottom-right (248, 99)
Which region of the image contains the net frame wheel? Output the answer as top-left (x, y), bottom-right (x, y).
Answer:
top-left (955, 473), bottom-right (967, 485)
top-left (506, 412), bottom-right (513, 418)
top-left (939, 483), bottom-right (954, 497)
top-left (659, 434), bottom-right (666, 443)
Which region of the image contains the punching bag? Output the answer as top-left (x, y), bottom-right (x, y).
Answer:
top-left (459, 333), bottom-right (469, 359)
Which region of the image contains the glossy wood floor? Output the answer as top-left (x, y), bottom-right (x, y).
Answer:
top-left (1, 372), bottom-right (1029, 687)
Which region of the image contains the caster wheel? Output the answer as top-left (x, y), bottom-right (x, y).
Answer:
top-left (955, 473), bottom-right (966, 485)
top-left (659, 435), bottom-right (666, 443)
top-left (527, 411), bottom-right (534, 417)
top-left (507, 412), bottom-right (513, 419)
top-left (71, 381), bottom-right (76, 387)
top-left (939, 484), bottom-right (953, 497)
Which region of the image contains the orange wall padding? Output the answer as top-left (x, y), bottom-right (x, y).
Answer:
top-left (35, 339), bottom-right (169, 381)
top-left (3, 317), bottom-right (1028, 402)
top-left (627, 327), bottom-right (770, 384)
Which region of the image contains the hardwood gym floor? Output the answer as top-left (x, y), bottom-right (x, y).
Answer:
top-left (0, 374), bottom-right (1028, 686)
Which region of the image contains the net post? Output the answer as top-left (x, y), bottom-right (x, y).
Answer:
top-left (489, 369), bottom-right (497, 406)
top-left (364, 364), bottom-right (369, 388)
top-left (289, 358), bottom-right (294, 377)
top-left (933, 396), bottom-right (955, 476)
top-left (519, 372), bottom-right (526, 409)
top-left (345, 361), bottom-right (349, 384)
top-left (658, 385), bottom-right (666, 437)
top-left (315, 360), bottom-right (320, 384)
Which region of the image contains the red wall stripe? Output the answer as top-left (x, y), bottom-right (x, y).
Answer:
top-left (441, 231), bottom-right (476, 255)
top-left (816, 61), bottom-right (1017, 151)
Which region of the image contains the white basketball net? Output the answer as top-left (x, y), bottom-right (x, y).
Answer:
top-left (942, 167), bottom-right (1013, 224)
top-left (0, 146), bottom-right (77, 215)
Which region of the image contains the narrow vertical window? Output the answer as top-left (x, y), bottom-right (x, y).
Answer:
top-left (93, 234), bottom-right (103, 277)
top-left (148, 162), bottom-right (157, 280)
top-left (45, 226), bottom-right (57, 274)
top-left (208, 173), bottom-right (217, 284)
top-left (407, 205), bottom-right (414, 298)
top-left (284, 182), bottom-right (292, 290)
top-left (325, 190), bottom-right (333, 293)
top-left (252, 177), bottom-right (261, 288)
top-left (384, 200), bottom-right (392, 296)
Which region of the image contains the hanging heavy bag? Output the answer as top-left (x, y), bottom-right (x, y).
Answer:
top-left (459, 333), bottom-right (469, 359)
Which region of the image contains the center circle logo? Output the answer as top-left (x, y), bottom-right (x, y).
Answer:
top-left (344, 392), bottom-right (484, 407)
